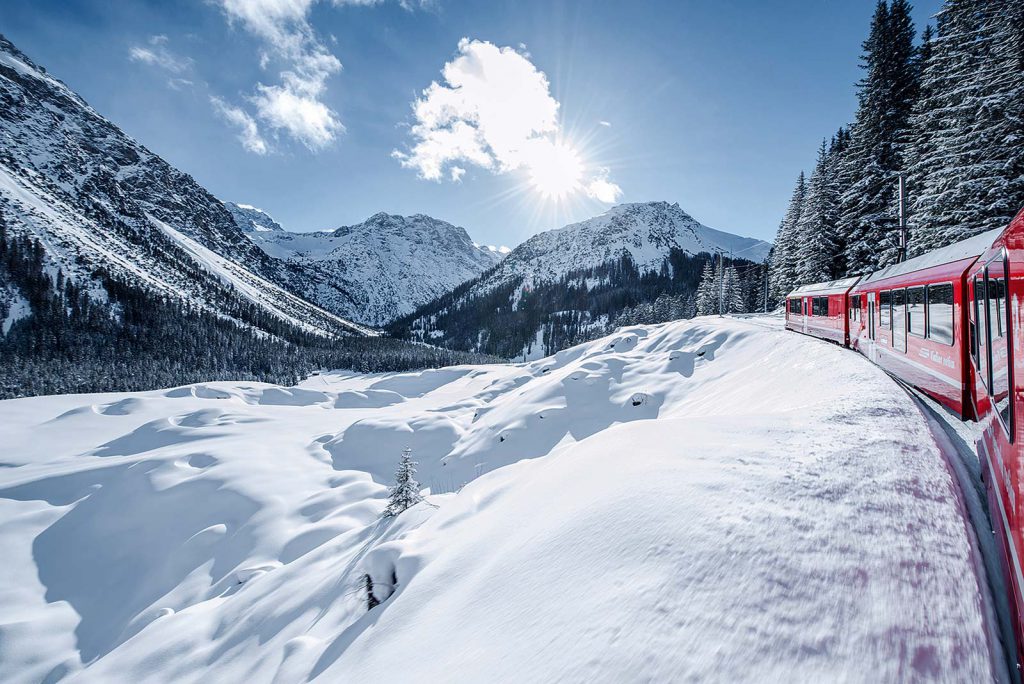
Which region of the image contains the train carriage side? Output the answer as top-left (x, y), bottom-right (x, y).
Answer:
top-left (970, 208), bottom-right (1024, 666)
top-left (849, 228), bottom-right (1002, 419)
top-left (784, 277), bottom-right (860, 346)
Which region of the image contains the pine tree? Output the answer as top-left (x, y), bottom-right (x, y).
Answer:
top-left (723, 266), bottom-right (745, 314)
top-left (770, 172), bottom-right (806, 298)
top-left (383, 448), bottom-right (424, 518)
top-left (694, 260), bottom-right (719, 315)
top-left (841, 0), bottom-right (919, 272)
top-left (908, 0), bottom-right (1024, 254)
top-left (795, 140), bottom-right (840, 283)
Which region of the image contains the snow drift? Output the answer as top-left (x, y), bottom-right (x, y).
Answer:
top-left (0, 316), bottom-right (999, 682)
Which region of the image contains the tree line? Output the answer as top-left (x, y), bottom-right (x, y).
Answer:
top-left (770, 0), bottom-right (1024, 300)
top-left (0, 210), bottom-right (501, 399)
top-left (391, 250), bottom-right (769, 359)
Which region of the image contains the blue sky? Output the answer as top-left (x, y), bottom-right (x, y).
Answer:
top-left (3, 0), bottom-right (942, 248)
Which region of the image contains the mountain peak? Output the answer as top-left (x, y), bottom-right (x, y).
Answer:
top-left (239, 208), bottom-right (505, 326)
top-left (225, 202), bottom-right (285, 233)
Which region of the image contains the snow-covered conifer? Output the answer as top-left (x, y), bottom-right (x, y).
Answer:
top-left (383, 448), bottom-right (424, 518)
top-left (840, 0), bottom-right (919, 272)
top-left (695, 260), bottom-right (719, 316)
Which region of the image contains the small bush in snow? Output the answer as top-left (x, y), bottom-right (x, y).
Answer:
top-left (383, 448), bottom-right (424, 518)
top-left (364, 574), bottom-right (380, 610)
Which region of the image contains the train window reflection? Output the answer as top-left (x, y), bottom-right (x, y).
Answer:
top-left (879, 290), bottom-right (891, 328)
top-left (927, 283), bottom-right (954, 345)
top-left (907, 287), bottom-right (925, 337)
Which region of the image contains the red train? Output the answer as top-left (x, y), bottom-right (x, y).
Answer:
top-left (785, 207), bottom-right (1024, 666)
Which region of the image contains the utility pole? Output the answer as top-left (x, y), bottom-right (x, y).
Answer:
top-left (897, 172), bottom-right (908, 263)
top-left (763, 260), bottom-right (769, 314)
top-left (718, 251), bottom-right (725, 316)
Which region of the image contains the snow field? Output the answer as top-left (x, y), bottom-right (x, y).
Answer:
top-left (0, 316), bottom-right (998, 682)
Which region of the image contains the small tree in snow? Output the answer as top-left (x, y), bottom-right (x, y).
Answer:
top-left (383, 448), bottom-right (424, 518)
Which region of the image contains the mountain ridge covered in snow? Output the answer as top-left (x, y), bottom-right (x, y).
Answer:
top-left (498, 201), bottom-right (770, 286)
top-left (0, 34), bottom-right (367, 337)
top-left (392, 202), bottom-right (771, 359)
top-left (234, 208), bottom-right (506, 326)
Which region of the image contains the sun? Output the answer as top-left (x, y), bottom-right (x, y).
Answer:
top-left (528, 141), bottom-right (584, 201)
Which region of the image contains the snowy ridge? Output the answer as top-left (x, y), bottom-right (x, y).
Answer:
top-left (225, 202), bottom-right (286, 234)
top-left (242, 211), bottom-right (505, 326)
top-left (0, 34), bottom-right (368, 338)
top-left (0, 316), bottom-right (996, 682)
top-left (484, 201), bottom-right (771, 291)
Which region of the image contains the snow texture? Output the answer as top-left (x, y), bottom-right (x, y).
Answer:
top-left (0, 316), bottom-right (998, 682)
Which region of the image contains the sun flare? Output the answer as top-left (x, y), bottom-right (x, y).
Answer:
top-left (527, 141), bottom-right (584, 201)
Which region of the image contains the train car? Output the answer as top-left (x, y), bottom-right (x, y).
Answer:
top-left (850, 227), bottom-right (1003, 419)
top-left (784, 276), bottom-right (860, 345)
top-left (969, 207), bottom-right (1024, 665)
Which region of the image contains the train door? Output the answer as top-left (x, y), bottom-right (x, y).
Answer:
top-left (802, 298), bottom-right (808, 334)
top-left (892, 288), bottom-right (907, 353)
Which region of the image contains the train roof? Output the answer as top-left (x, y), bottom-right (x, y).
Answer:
top-left (858, 227), bottom-right (1004, 285)
top-left (787, 276), bottom-right (861, 297)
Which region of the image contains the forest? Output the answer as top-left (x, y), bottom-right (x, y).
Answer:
top-left (769, 0), bottom-right (1024, 299)
top-left (0, 212), bottom-right (499, 399)
top-left (390, 250), bottom-right (768, 359)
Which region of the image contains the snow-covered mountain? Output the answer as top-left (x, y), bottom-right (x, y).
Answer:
top-left (225, 202), bottom-right (286, 235)
top-left (0, 35), bottom-right (368, 337)
top-left (393, 201), bottom-right (772, 358)
top-left (493, 201), bottom-right (770, 287)
top-left (0, 316), bottom-right (999, 682)
top-left (238, 210), bottom-right (506, 326)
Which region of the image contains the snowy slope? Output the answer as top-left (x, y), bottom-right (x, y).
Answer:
top-left (0, 316), bottom-right (1000, 682)
top-left (484, 201), bottom-right (770, 289)
top-left (238, 210), bottom-right (505, 326)
top-left (0, 35), bottom-right (366, 337)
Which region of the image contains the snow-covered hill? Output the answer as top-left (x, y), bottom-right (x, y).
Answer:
top-left (486, 201), bottom-right (770, 289)
top-left (0, 316), bottom-right (1000, 682)
top-left (0, 35), bottom-right (367, 337)
top-left (238, 210), bottom-right (506, 326)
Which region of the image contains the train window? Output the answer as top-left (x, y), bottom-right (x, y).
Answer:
top-left (879, 290), bottom-right (891, 328)
top-left (989, 277), bottom-right (1005, 339)
top-left (927, 283), bottom-right (954, 345)
top-left (812, 297), bottom-right (828, 317)
top-left (977, 276), bottom-right (989, 391)
top-left (849, 295), bottom-right (860, 321)
top-left (891, 288), bottom-right (907, 352)
top-left (788, 299), bottom-right (802, 315)
top-left (907, 287), bottom-right (925, 337)
top-left (987, 257), bottom-right (1013, 439)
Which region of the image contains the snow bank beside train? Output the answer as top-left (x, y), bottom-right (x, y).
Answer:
top-left (0, 316), bottom-right (997, 682)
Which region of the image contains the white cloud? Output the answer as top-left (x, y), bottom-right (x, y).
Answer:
top-left (213, 0), bottom-right (345, 151)
top-left (584, 169), bottom-right (623, 203)
top-left (395, 38), bottom-right (621, 203)
top-left (395, 38), bottom-right (559, 180)
top-left (599, 120), bottom-right (612, 127)
top-left (450, 166), bottom-right (466, 182)
top-left (129, 35), bottom-right (193, 75)
top-left (211, 97), bottom-right (269, 154)
top-left (210, 0), bottom-right (430, 153)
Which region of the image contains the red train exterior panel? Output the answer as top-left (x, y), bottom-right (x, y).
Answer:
top-left (784, 276), bottom-right (860, 346)
top-left (968, 209), bottom-right (1024, 668)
